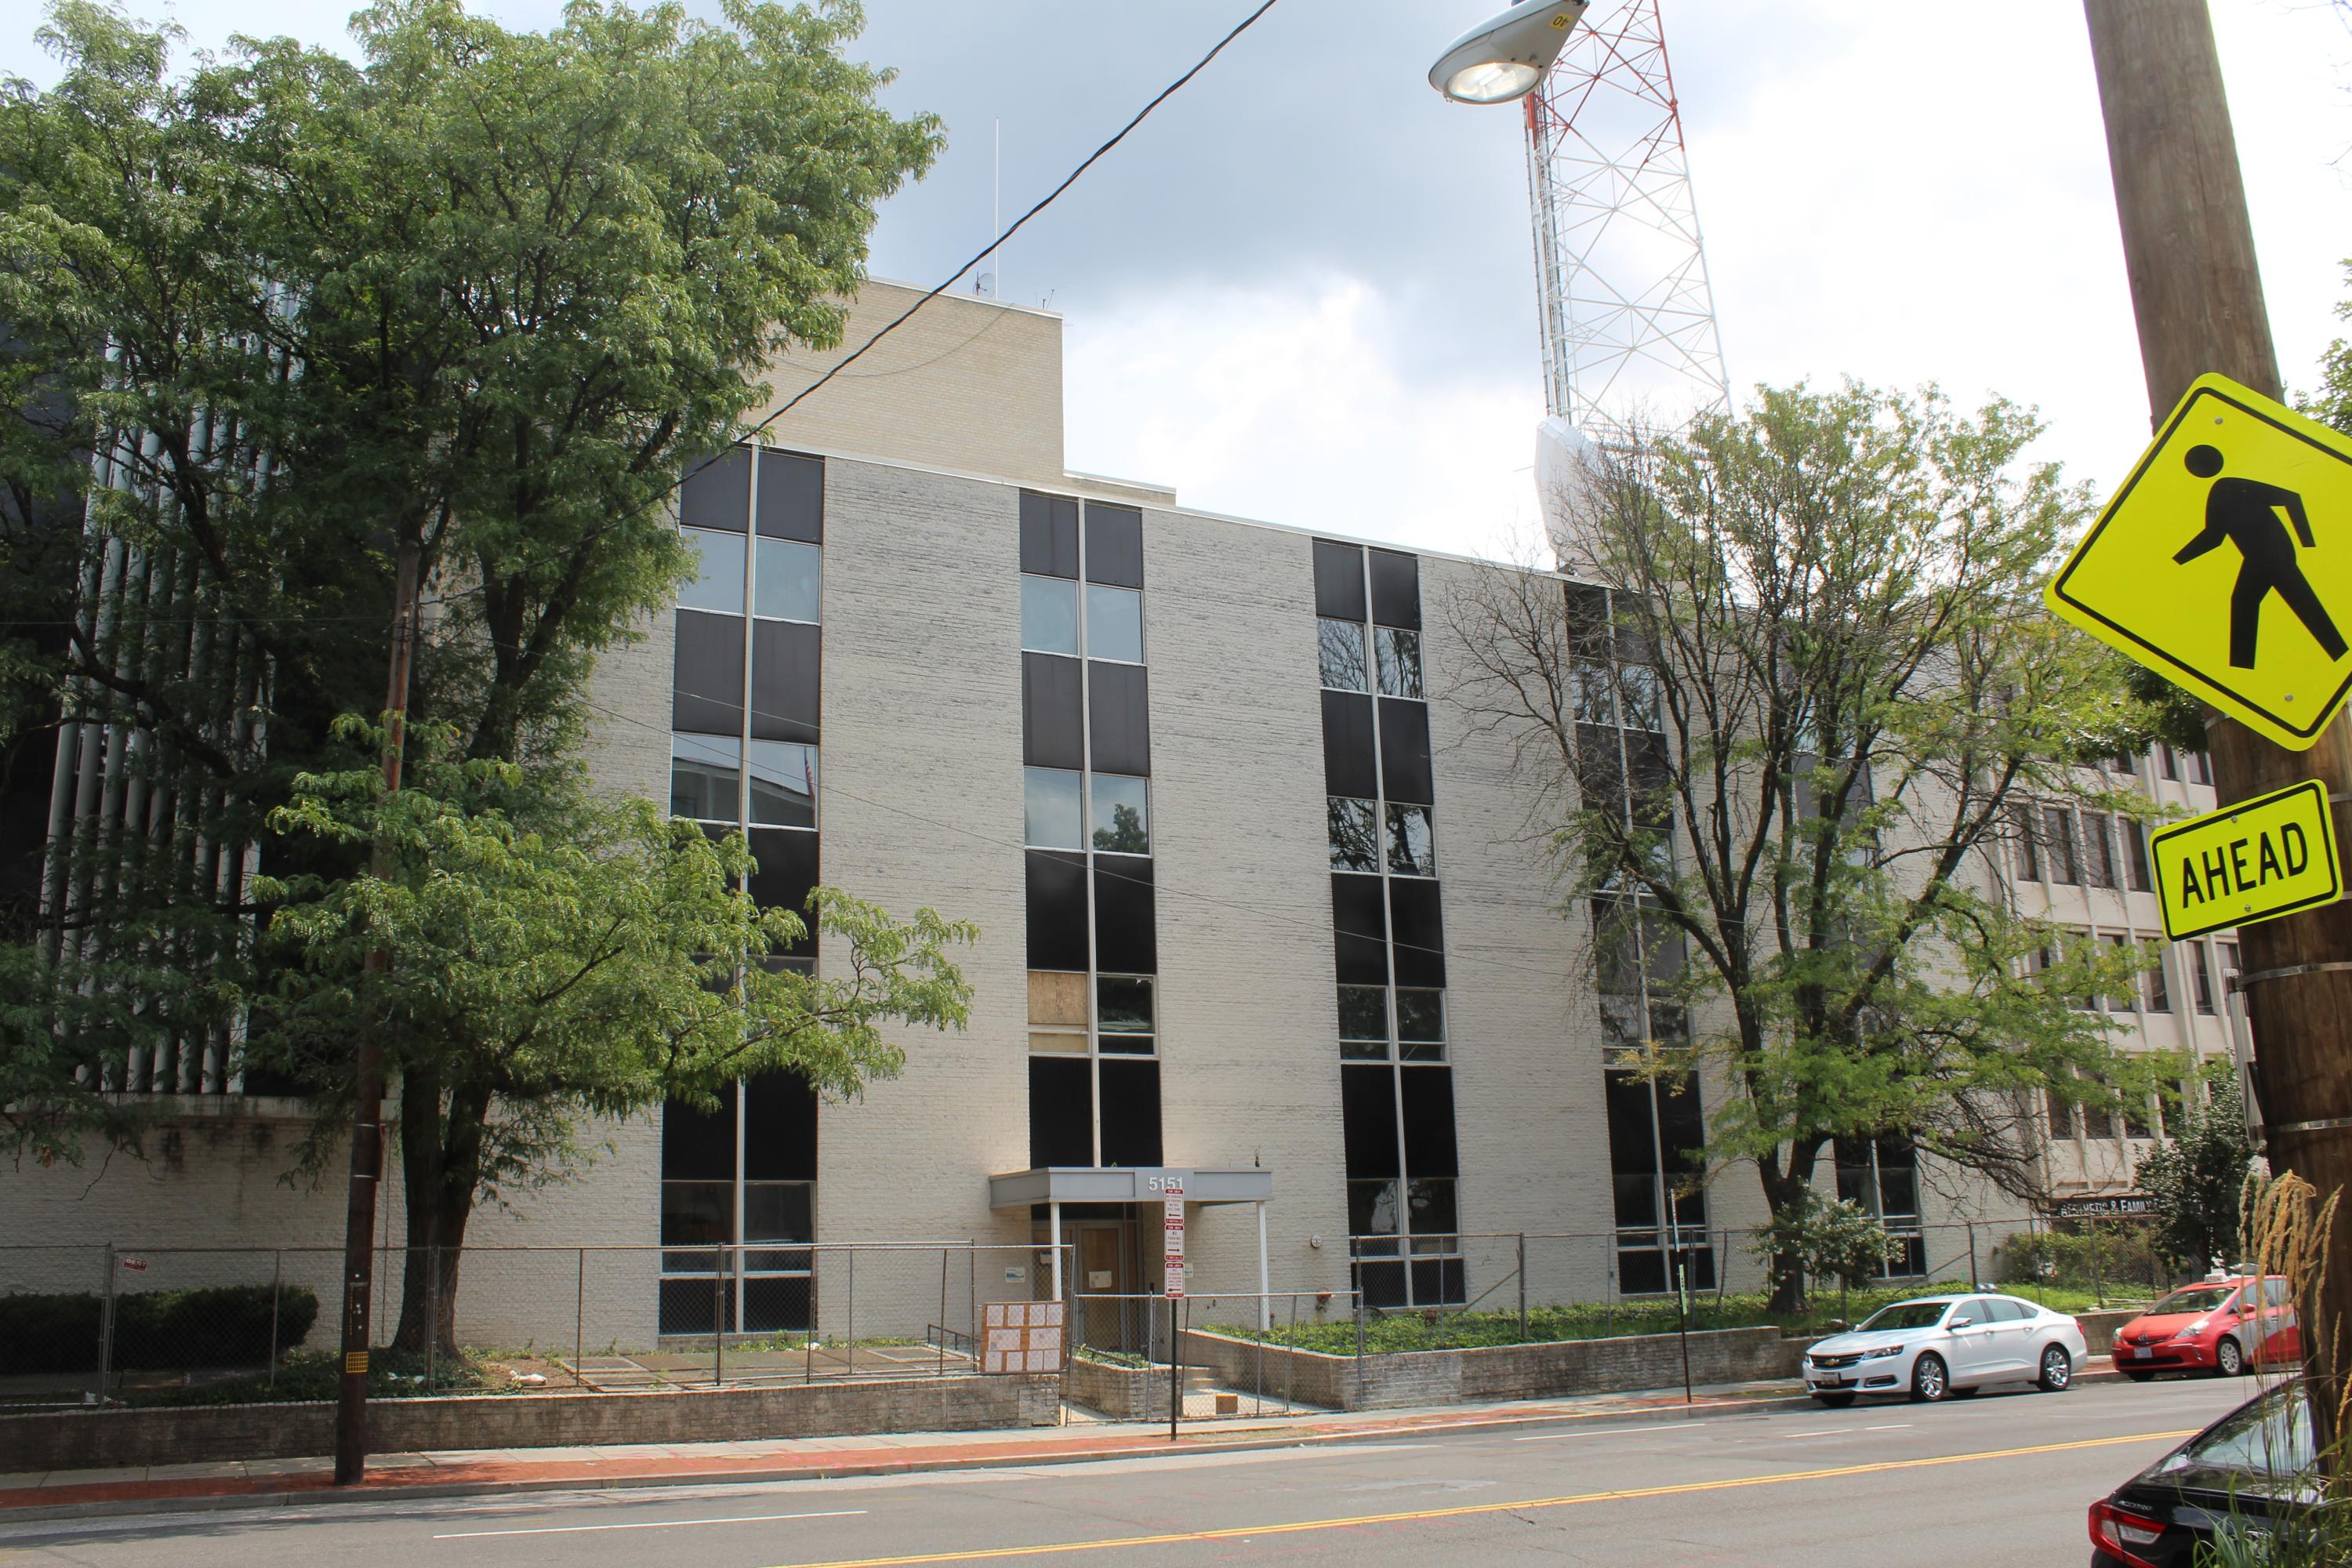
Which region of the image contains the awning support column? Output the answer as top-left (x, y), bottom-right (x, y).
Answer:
top-left (1257, 1200), bottom-right (1271, 1330)
top-left (1050, 1199), bottom-right (1064, 1304)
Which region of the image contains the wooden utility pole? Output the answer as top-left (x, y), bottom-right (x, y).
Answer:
top-left (333, 535), bottom-right (423, 1486)
top-left (2085, 0), bottom-right (2352, 1454)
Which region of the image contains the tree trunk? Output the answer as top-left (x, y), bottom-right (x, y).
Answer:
top-left (1760, 1156), bottom-right (1816, 1316)
top-left (390, 1073), bottom-right (487, 1357)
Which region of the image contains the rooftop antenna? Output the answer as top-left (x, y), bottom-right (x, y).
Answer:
top-left (1525, 0), bottom-right (1730, 447)
top-left (978, 119), bottom-right (1003, 298)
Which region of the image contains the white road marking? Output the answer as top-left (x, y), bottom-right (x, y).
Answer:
top-left (432, 1507), bottom-right (866, 1539)
top-left (1512, 1421), bottom-right (1706, 1443)
top-left (1864, 1424), bottom-right (1915, 1432)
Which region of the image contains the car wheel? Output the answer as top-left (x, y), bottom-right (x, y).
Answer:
top-left (1812, 1392), bottom-right (1857, 1409)
top-left (2216, 1337), bottom-right (2246, 1377)
top-left (1910, 1352), bottom-right (1949, 1403)
top-left (2038, 1345), bottom-right (2072, 1392)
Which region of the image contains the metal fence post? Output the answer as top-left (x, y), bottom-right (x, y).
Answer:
top-left (575, 1247), bottom-right (586, 1388)
top-left (268, 1249), bottom-right (284, 1394)
top-left (97, 1242), bottom-right (115, 1404)
top-left (1517, 1233), bottom-right (1528, 1343)
top-left (846, 1245), bottom-right (856, 1376)
top-left (713, 1248), bottom-right (726, 1388)
top-left (938, 1247), bottom-right (950, 1377)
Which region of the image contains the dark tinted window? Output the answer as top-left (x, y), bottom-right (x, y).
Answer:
top-left (750, 619), bottom-right (820, 742)
top-left (1369, 549), bottom-right (1421, 630)
top-left (1088, 662), bottom-right (1152, 776)
top-left (1026, 850), bottom-right (1089, 971)
top-left (681, 446), bottom-right (751, 532)
top-left (746, 827), bottom-right (818, 955)
top-left (1020, 492), bottom-right (1080, 579)
top-left (663, 1083), bottom-right (735, 1180)
top-left (1604, 1071), bottom-right (1658, 1229)
top-left (755, 449), bottom-right (823, 541)
top-left (1379, 699), bottom-right (1434, 805)
top-left (1341, 1064), bottom-right (1400, 1178)
top-left (1022, 653), bottom-right (1085, 770)
top-left (673, 610), bottom-right (745, 735)
top-left (1332, 873), bottom-right (1389, 986)
top-left (1564, 582), bottom-right (1610, 649)
top-left (743, 1071), bottom-right (817, 1181)
top-left (1313, 540), bottom-right (1367, 621)
top-left (1400, 1065), bottom-right (1458, 1177)
top-left (1083, 504), bottom-right (1145, 587)
top-left (1098, 1059), bottom-right (1163, 1167)
top-left (1388, 879), bottom-right (1447, 988)
top-left (1322, 691), bottom-right (1378, 799)
top-left (1094, 855), bottom-right (1157, 975)
top-left (1029, 1057), bottom-right (1093, 1167)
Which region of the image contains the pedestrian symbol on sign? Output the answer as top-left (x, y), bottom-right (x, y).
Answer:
top-left (2045, 372), bottom-right (2352, 750)
top-left (2172, 443), bottom-right (2347, 669)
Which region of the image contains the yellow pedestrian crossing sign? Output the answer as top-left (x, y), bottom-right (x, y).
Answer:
top-left (2045, 373), bottom-right (2352, 750)
top-left (2149, 779), bottom-right (2342, 940)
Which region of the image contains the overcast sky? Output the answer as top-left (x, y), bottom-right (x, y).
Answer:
top-left (9, 2), bottom-right (2350, 559)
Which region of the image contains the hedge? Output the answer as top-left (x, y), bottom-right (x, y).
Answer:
top-left (0, 1285), bottom-right (320, 1374)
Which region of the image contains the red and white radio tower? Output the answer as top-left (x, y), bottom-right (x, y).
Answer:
top-left (1524, 0), bottom-right (1730, 449)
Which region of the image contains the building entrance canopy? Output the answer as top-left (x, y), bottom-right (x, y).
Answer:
top-left (989, 1167), bottom-right (1276, 1317)
top-left (985, 1166), bottom-right (1272, 1210)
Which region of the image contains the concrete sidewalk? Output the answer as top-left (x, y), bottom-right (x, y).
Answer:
top-left (0, 1359), bottom-right (2124, 1523)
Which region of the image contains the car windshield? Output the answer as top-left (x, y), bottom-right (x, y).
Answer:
top-left (2147, 1383), bottom-right (2319, 1503)
top-left (1857, 1301), bottom-right (1952, 1332)
top-left (2150, 1284), bottom-right (2238, 1316)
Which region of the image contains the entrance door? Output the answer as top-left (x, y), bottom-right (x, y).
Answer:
top-left (1070, 1219), bottom-right (1142, 1352)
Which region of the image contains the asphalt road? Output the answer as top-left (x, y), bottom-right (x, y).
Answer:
top-left (0, 1377), bottom-right (2254, 1568)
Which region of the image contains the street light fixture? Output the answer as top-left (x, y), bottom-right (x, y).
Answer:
top-left (1427, 0), bottom-right (1588, 105)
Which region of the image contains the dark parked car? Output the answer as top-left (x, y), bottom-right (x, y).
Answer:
top-left (2089, 1380), bottom-right (2325, 1566)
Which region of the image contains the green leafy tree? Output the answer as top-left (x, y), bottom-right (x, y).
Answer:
top-left (1447, 382), bottom-right (2169, 1308)
top-left (0, 0), bottom-right (939, 1160)
top-left (2138, 1064), bottom-right (2259, 1274)
top-left (253, 731), bottom-right (975, 1349)
top-left (1744, 1191), bottom-right (1898, 1308)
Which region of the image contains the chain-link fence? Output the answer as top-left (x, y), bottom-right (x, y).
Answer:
top-left (1336, 1216), bottom-right (2180, 1351)
top-left (1066, 1292), bottom-right (1356, 1426)
top-left (0, 1240), bottom-right (1065, 1410)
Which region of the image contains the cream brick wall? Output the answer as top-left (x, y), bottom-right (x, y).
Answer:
top-left (811, 458), bottom-right (1033, 1269)
top-left (1144, 507), bottom-right (1352, 1299)
top-left (747, 281), bottom-right (1065, 489)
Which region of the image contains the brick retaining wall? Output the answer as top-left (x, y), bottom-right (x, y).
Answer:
top-left (0, 1374), bottom-right (1061, 1472)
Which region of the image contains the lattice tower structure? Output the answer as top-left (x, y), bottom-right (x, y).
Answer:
top-left (1525, 0), bottom-right (1730, 448)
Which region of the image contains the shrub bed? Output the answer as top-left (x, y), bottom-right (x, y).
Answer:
top-left (0, 1286), bottom-right (320, 1374)
top-left (1224, 1279), bottom-right (2111, 1356)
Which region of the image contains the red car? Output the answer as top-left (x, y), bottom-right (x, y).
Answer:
top-left (2111, 1276), bottom-right (2299, 1380)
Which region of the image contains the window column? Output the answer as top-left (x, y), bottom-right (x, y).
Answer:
top-left (659, 444), bottom-right (822, 1336)
top-left (1022, 493), bottom-right (1161, 1170)
top-left (1316, 540), bottom-right (1461, 1309)
top-left (1571, 582), bottom-right (1715, 1294)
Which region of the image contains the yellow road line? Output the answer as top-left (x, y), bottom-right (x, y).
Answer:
top-left (763, 1428), bottom-right (2201, 1568)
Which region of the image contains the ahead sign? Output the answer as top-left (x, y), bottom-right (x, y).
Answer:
top-left (2150, 779), bottom-right (2343, 940)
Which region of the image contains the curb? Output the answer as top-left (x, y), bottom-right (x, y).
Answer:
top-left (0, 1361), bottom-right (2129, 1526)
top-left (0, 1391), bottom-right (1810, 1525)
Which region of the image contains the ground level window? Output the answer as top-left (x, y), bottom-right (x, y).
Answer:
top-left (1603, 1068), bottom-right (1712, 1295)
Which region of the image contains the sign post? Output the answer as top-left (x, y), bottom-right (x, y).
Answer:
top-left (1160, 1171), bottom-right (1187, 1299)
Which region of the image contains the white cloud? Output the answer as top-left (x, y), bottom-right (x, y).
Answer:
top-left (1064, 277), bottom-right (1545, 559)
